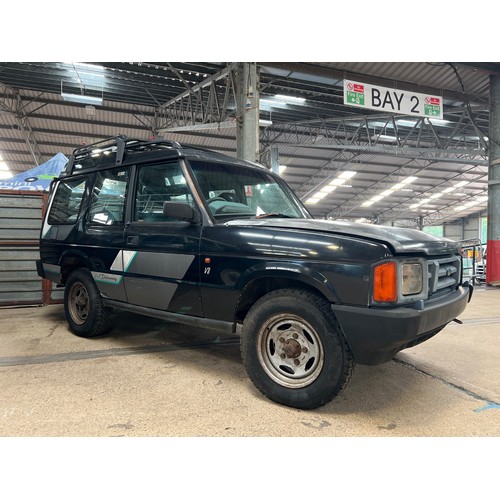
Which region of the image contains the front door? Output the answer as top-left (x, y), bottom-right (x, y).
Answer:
top-left (122, 160), bottom-right (202, 316)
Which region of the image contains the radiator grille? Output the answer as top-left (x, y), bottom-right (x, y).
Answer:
top-left (427, 255), bottom-right (461, 297)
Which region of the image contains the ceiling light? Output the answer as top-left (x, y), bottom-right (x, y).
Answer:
top-left (259, 119), bottom-right (273, 128)
top-left (312, 191), bottom-right (328, 200)
top-left (361, 200), bottom-right (375, 207)
top-left (430, 193), bottom-right (443, 199)
top-left (381, 189), bottom-right (394, 196)
top-left (320, 185), bottom-right (336, 193)
top-left (455, 181), bottom-right (469, 188)
top-left (305, 198), bottom-right (320, 205)
top-left (338, 170), bottom-right (357, 179)
top-left (278, 165), bottom-right (286, 174)
top-left (61, 93), bottom-right (103, 106)
top-left (402, 176), bottom-right (418, 184)
top-left (330, 178), bottom-right (345, 186)
top-left (428, 118), bottom-right (452, 126)
top-left (274, 94), bottom-right (306, 103)
top-left (442, 187), bottom-right (456, 194)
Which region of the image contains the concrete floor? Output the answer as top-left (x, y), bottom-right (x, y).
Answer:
top-left (0, 286), bottom-right (499, 437)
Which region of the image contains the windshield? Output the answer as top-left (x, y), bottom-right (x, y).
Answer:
top-left (188, 160), bottom-right (310, 222)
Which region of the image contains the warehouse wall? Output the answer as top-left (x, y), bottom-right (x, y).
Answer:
top-left (0, 190), bottom-right (62, 306)
top-left (443, 217), bottom-right (482, 242)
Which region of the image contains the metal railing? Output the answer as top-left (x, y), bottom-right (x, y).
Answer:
top-left (458, 238), bottom-right (486, 285)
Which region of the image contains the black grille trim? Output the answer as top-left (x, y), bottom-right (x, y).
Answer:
top-left (428, 255), bottom-right (461, 297)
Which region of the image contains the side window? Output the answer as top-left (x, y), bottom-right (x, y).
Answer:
top-left (134, 162), bottom-right (194, 222)
top-left (48, 177), bottom-right (87, 224)
top-left (88, 167), bottom-right (129, 225)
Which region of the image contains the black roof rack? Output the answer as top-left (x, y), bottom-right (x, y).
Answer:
top-left (63, 136), bottom-right (183, 175)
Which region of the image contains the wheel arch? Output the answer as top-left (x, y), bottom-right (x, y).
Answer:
top-left (235, 266), bottom-right (338, 323)
top-left (58, 249), bottom-right (91, 284)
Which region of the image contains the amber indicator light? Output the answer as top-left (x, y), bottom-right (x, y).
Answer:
top-left (373, 262), bottom-right (397, 302)
top-left (204, 258), bottom-right (211, 264)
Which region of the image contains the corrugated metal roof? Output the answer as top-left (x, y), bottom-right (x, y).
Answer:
top-left (0, 61), bottom-right (496, 224)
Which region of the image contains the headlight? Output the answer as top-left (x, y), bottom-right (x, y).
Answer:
top-left (401, 263), bottom-right (423, 295)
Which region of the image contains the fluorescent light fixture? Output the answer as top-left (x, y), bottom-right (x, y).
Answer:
top-left (65, 62), bottom-right (104, 71)
top-left (455, 181), bottom-right (469, 188)
top-left (409, 204), bottom-right (420, 209)
top-left (430, 193), bottom-right (443, 199)
top-left (330, 178), bottom-right (346, 186)
top-left (402, 176), bottom-right (418, 184)
top-left (361, 200), bottom-right (375, 207)
top-left (396, 119), bottom-right (418, 127)
top-left (61, 93), bottom-right (103, 105)
top-left (259, 119), bottom-right (273, 128)
top-left (274, 94), bottom-right (306, 103)
top-left (305, 198), bottom-right (319, 205)
top-left (338, 170), bottom-right (357, 179)
top-left (278, 165), bottom-right (286, 174)
top-left (428, 118), bottom-right (452, 126)
top-left (380, 189), bottom-right (394, 196)
top-left (330, 171), bottom-right (357, 186)
top-left (374, 134), bottom-right (398, 142)
top-left (312, 191), bottom-right (328, 200)
top-left (442, 187), bottom-right (456, 194)
top-left (371, 195), bottom-right (384, 202)
top-left (308, 171), bottom-right (356, 203)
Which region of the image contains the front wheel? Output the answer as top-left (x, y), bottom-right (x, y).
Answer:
top-left (64, 268), bottom-right (111, 337)
top-left (241, 289), bottom-right (355, 409)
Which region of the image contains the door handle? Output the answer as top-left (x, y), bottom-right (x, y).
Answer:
top-left (127, 235), bottom-right (139, 246)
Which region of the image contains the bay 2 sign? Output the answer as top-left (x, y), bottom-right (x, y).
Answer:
top-left (343, 80), bottom-right (443, 119)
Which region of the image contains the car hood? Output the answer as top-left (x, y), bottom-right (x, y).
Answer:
top-left (226, 218), bottom-right (459, 256)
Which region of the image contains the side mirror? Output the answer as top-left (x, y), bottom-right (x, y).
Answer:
top-left (163, 201), bottom-right (200, 223)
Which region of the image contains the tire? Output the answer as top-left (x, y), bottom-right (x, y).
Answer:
top-left (241, 288), bottom-right (355, 410)
top-left (64, 268), bottom-right (112, 338)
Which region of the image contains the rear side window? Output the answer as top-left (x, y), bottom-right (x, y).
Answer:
top-left (48, 177), bottom-right (87, 224)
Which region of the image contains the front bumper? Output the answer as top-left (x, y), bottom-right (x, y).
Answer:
top-left (331, 284), bottom-right (473, 365)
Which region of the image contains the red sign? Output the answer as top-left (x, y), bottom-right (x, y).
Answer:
top-left (426, 97), bottom-right (441, 105)
top-left (353, 84), bottom-right (364, 93)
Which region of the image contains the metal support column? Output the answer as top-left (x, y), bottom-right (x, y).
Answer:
top-left (486, 75), bottom-right (500, 285)
top-left (236, 63), bottom-right (259, 162)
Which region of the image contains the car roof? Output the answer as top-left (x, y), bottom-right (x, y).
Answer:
top-left (61, 135), bottom-right (267, 177)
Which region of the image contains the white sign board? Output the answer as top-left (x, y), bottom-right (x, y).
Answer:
top-left (343, 79), bottom-right (443, 119)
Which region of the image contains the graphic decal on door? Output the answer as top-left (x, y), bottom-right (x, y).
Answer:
top-left (92, 250), bottom-right (137, 285)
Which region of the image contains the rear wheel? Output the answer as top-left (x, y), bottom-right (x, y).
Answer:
top-left (64, 268), bottom-right (111, 337)
top-left (241, 288), bottom-right (355, 409)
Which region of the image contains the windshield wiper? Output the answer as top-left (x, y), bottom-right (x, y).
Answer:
top-left (255, 213), bottom-right (294, 219)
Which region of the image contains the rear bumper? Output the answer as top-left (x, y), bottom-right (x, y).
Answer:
top-left (331, 284), bottom-right (473, 365)
top-left (36, 259), bottom-right (45, 279)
